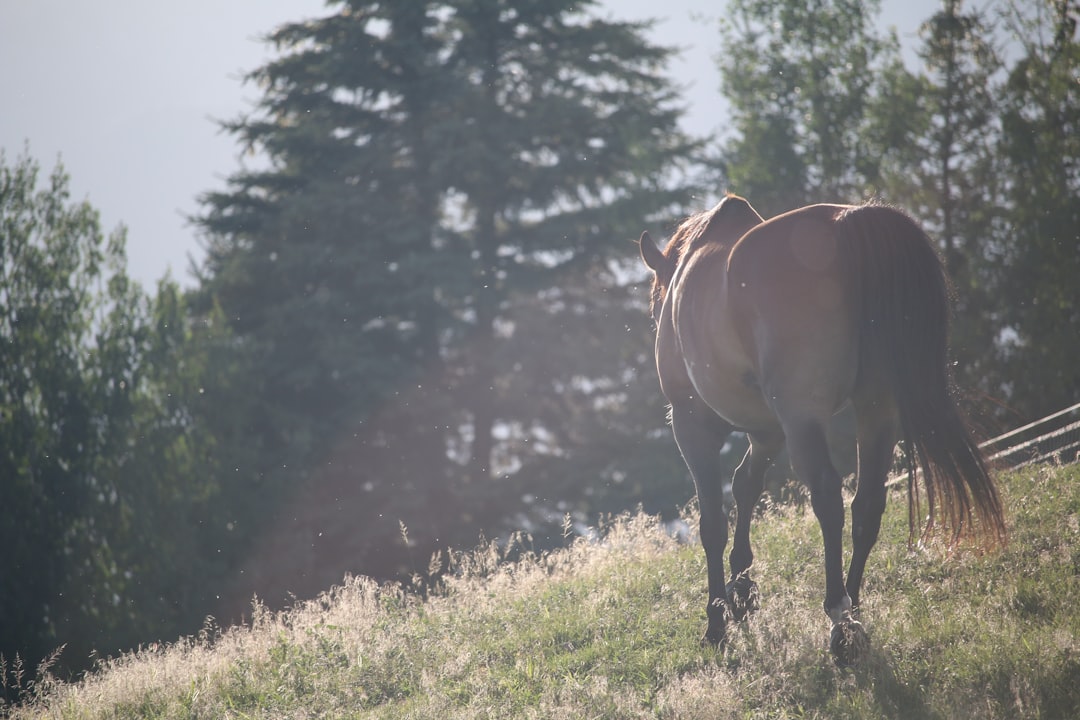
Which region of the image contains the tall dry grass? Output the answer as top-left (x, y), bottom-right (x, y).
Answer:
top-left (8, 463), bottom-right (1080, 718)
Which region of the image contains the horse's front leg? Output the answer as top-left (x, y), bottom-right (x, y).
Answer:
top-left (670, 401), bottom-right (734, 646)
top-left (727, 432), bottom-right (782, 620)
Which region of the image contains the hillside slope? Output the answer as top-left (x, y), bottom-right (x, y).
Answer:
top-left (9, 463), bottom-right (1080, 719)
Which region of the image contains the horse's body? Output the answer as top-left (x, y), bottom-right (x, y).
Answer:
top-left (640, 195), bottom-right (1005, 664)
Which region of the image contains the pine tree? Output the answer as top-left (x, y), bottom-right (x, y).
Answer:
top-left (194, 0), bottom-right (701, 597)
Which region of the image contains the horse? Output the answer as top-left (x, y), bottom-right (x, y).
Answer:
top-left (639, 194), bottom-right (1006, 665)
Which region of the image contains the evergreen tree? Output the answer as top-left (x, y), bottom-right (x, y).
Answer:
top-left (194, 0), bottom-right (701, 599)
top-left (431, 0), bottom-right (701, 534)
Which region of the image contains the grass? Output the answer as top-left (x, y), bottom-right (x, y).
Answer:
top-left (7, 463), bottom-right (1080, 719)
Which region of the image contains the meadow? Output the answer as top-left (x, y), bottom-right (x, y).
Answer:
top-left (8, 462), bottom-right (1080, 719)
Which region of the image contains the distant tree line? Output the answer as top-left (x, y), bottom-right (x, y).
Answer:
top-left (2, 0), bottom-right (1076, 692)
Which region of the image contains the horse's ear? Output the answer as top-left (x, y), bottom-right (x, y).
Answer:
top-left (639, 231), bottom-right (670, 276)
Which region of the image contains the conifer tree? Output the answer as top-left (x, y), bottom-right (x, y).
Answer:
top-left (194, 0), bottom-right (701, 591)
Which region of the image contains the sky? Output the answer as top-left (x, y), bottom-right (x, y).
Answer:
top-left (1, 0), bottom-right (938, 289)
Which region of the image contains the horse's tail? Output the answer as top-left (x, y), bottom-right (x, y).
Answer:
top-left (837, 204), bottom-right (1006, 546)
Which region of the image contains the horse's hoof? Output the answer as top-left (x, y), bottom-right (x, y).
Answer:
top-left (829, 618), bottom-right (869, 667)
top-left (701, 598), bottom-right (729, 647)
top-left (699, 634), bottom-right (725, 651)
top-left (700, 627), bottom-right (725, 648)
top-left (726, 576), bottom-right (760, 622)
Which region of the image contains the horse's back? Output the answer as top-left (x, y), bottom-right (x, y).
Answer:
top-left (667, 203), bottom-right (862, 429)
top-left (727, 203), bottom-right (853, 282)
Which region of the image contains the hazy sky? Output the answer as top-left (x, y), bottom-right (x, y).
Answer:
top-left (1, 0), bottom-right (936, 289)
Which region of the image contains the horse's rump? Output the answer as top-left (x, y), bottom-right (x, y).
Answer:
top-left (835, 204), bottom-right (1006, 544)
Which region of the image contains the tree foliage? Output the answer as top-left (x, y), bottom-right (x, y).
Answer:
top-left (193, 0), bottom-right (702, 603)
top-left (992, 0), bottom-right (1080, 419)
top-left (0, 150), bottom-right (126, 674)
top-left (875, 0), bottom-right (1006, 407)
top-left (0, 151), bottom-right (241, 687)
top-left (715, 0), bottom-right (908, 215)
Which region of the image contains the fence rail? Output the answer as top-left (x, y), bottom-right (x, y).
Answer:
top-left (884, 401), bottom-right (1080, 491)
top-left (979, 400), bottom-right (1080, 469)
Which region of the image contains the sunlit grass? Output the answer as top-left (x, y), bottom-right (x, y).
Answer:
top-left (9, 464), bottom-right (1080, 719)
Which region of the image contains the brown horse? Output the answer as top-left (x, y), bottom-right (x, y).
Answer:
top-left (639, 195), bottom-right (1006, 665)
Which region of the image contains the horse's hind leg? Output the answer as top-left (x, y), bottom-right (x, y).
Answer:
top-left (669, 401), bottom-right (735, 646)
top-left (783, 417), bottom-right (868, 666)
top-left (727, 432), bottom-right (782, 620)
top-left (847, 393), bottom-right (899, 611)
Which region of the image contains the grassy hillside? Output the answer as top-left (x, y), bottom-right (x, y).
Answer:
top-left (9, 463), bottom-right (1080, 719)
